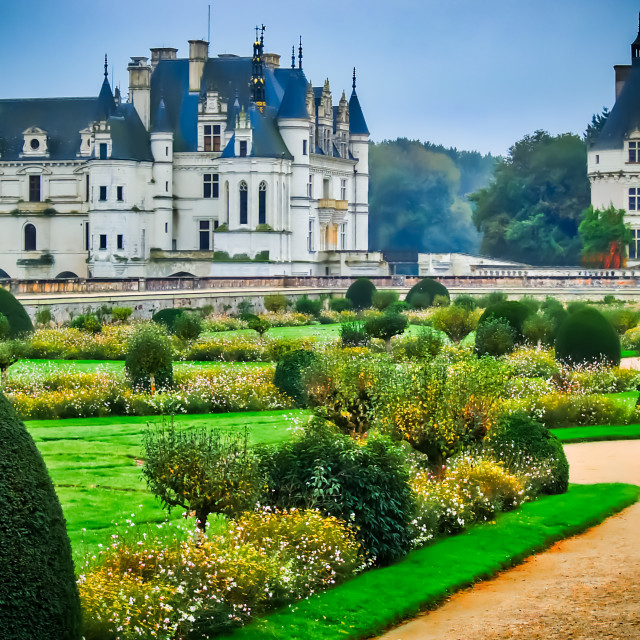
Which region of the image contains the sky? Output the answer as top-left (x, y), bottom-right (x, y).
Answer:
top-left (1, 0), bottom-right (639, 156)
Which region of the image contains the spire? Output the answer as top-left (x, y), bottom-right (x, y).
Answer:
top-left (298, 36), bottom-right (303, 70)
top-left (250, 25), bottom-right (266, 110)
top-left (633, 12), bottom-right (640, 64)
top-left (152, 98), bottom-right (172, 133)
top-left (349, 67), bottom-right (369, 135)
top-left (95, 56), bottom-right (116, 121)
top-left (291, 45), bottom-right (296, 69)
top-left (352, 67), bottom-right (357, 92)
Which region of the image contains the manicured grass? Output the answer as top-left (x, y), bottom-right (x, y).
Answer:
top-left (621, 350), bottom-right (638, 358)
top-left (552, 424), bottom-right (640, 443)
top-left (607, 390), bottom-right (638, 411)
top-left (27, 409), bottom-right (308, 560)
top-left (219, 483), bottom-right (640, 640)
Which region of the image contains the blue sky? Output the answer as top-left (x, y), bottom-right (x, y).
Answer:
top-left (1, 0), bottom-right (638, 155)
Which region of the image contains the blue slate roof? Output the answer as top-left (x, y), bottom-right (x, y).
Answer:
top-left (152, 98), bottom-right (172, 133)
top-left (277, 70), bottom-right (308, 119)
top-left (348, 89), bottom-right (369, 135)
top-left (109, 104), bottom-right (152, 161)
top-left (0, 97), bottom-right (97, 160)
top-left (96, 77), bottom-right (116, 121)
top-left (592, 63), bottom-right (640, 150)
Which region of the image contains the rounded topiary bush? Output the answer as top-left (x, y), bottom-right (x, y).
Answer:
top-left (273, 349), bottom-right (316, 407)
top-left (478, 300), bottom-right (532, 342)
top-left (405, 278), bottom-right (449, 309)
top-left (174, 311), bottom-right (203, 342)
top-left (152, 308), bottom-right (186, 333)
top-left (295, 295), bottom-right (323, 317)
top-left (125, 323), bottom-right (174, 391)
top-left (555, 307), bottom-right (621, 367)
top-left (345, 278), bottom-right (377, 310)
top-left (0, 393), bottom-right (82, 639)
top-left (487, 411), bottom-right (569, 495)
top-left (329, 297), bottom-right (352, 312)
top-left (475, 317), bottom-right (516, 356)
top-left (0, 287), bottom-right (33, 337)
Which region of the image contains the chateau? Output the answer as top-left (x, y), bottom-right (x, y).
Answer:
top-left (588, 14), bottom-right (640, 266)
top-left (0, 30), bottom-right (385, 279)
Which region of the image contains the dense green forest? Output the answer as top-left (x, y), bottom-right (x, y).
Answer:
top-left (368, 139), bottom-right (497, 254)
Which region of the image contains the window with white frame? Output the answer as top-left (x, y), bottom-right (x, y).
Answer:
top-left (203, 173), bottom-right (219, 198)
top-left (307, 174), bottom-right (313, 198)
top-left (307, 218), bottom-right (315, 252)
top-left (630, 141), bottom-right (640, 163)
top-left (340, 178), bottom-right (347, 201)
top-left (204, 124), bottom-right (221, 152)
top-left (630, 187), bottom-right (639, 212)
top-left (340, 223), bottom-right (347, 250)
top-left (258, 181), bottom-right (267, 225)
top-left (630, 228), bottom-right (640, 260)
top-left (239, 181), bottom-right (248, 224)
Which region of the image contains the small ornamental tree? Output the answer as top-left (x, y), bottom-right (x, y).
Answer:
top-left (522, 313), bottom-right (554, 347)
top-left (431, 305), bottom-right (477, 342)
top-left (405, 277), bottom-right (449, 309)
top-left (247, 316), bottom-right (271, 339)
top-left (346, 278), bottom-right (377, 310)
top-left (0, 287), bottom-right (33, 337)
top-left (555, 307), bottom-right (621, 367)
top-left (364, 312), bottom-right (408, 349)
top-left (475, 317), bottom-right (516, 357)
top-left (0, 394), bottom-right (82, 639)
top-left (125, 323), bottom-right (173, 393)
top-left (143, 423), bottom-right (263, 532)
top-left (478, 300), bottom-right (532, 342)
top-left (173, 311), bottom-right (203, 342)
top-left (372, 289), bottom-right (399, 310)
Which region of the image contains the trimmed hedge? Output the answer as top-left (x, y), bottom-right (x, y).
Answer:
top-left (152, 308), bottom-right (186, 333)
top-left (405, 278), bottom-right (449, 309)
top-left (273, 349), bottom-right (316, 407)
top-left (0, 394), bottom-right (81, 639)
top-left (555, 307), bottom-right (621, 367)
top-left (346, 278), bottom-right (377, 310)
top-left (478, 300), bottom-right (531, 341)
top-left (0, 288), bottom-right (33, 337)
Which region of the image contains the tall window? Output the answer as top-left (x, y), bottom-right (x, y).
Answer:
top-left (307, 174), bottom-right (313, 198)
top-left (303, 140), bottom-right (308, 155)
top-left (99, 143), bottom-right (108, 160)
top-left (117, 186), bottom-right (124, 202)
top-left (29, 175), bottom-right (41, 202)
top-left (340, 178), bottom-right (347, 201)
top-left (24, 224), bottom-right (36, 251)
top-left (203, 173), bottom-right (219, 198)
top-left (630, 141), bottom-right (639, 164)
top-left (99, 186), bottom-right (107, 201)
top-left (99, 234), bottom-right (107, 250)
top-left (258, 181), bottom-right (267, 225)
top-left (340, 223), bottom-right (347, 250)
top-left (117, 234), bottom-right (124, 250)
top-left (307, 218), bottom-right (315, 252)
top-left (630, 229), bottom-right (640, 260)
top-left (630, 188), bottom-right (639, 212)
top-left (204, 124), bottom-right (221, 152)
top-left (199, 220), bottom-right (211, 250)
top-left (239, 181), bottom-right (248, 224)
top-left (239, 140), bottom-right (248, 157)
top-left (225, 181), bottom-right (230, 223)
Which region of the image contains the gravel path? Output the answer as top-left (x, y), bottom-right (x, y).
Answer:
top-left (378, 440), bottom-right (640, 640)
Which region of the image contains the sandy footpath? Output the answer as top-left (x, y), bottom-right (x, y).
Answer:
top-left (377, 440), bottom-right (640, 640)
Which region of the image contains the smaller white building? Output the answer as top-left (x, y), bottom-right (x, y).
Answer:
top-left (588, 13), bottom-right (640, 266)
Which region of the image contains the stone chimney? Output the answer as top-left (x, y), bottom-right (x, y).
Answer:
top-left (615, 64), bottom-right (632, 99)
top-left (263, 53), bottom-right (280, 69)
top-left (128, 57), bottom-right (151, 130)
top-left (189, 40), bottom-right (208, 92)
top-left (150, 47), bottom-right (178, 71)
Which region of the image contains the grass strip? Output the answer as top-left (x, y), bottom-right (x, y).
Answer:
top-left (219, 483), bottom-right (640, 640)
top-left (552, 424), bottom-right (640, 443)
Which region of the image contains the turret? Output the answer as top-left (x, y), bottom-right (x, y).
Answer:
top-left (150, 99), bottom-right (173, 250)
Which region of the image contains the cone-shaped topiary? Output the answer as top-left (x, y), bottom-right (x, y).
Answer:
top-left (345, 278), bottom-right (377, 310)
top-left (555, 307), bottom-right (621, 366)
top-left (405, 278), bottom-right (449, 309)
top-left (0, 393), bottom-right (82, 639)
top-left (477, 300), bottom-right (532, 342)
top-left (0, 287), bottom-right (33, 337)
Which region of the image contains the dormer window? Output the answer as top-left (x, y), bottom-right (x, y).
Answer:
top-left (78, 128), bottom-right (93, 157)
top-left (630, 140), bottom-right (640, 163)
top-left (22, 127), bottom-right (48, 157)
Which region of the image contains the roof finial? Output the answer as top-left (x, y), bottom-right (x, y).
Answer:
top-left (352, 67), bottom-right (356, 91)
top-left (298, 36), bottom-right (303, 70)
top-left (291, 45), bottom-right (296, 69)
top-left (104, 54), bottom-right (109, 79)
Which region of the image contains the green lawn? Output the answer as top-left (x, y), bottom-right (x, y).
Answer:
top-left (27, 409), bottom-right (308, 560)
top-left (219, 483), bottom-right (640, 640)
top-left (621, 350), bottom-right (638, 358)
top-left (608, 390), bottom-right (638, 411)
top-left (552, 423), bottom-right (640, 443)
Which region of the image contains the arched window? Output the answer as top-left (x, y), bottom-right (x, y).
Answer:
top-left (239, 181), bottom-right (248, 225)
top-left (24, 223), bottom-right (36, 251)
top-left (258, 181), bottom-right (267, 225)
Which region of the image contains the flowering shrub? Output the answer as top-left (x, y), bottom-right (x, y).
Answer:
top-left (184, 335), bottom-right (319, 362)
top-left (257, 311), bottom-right (312, 327)
top-left (406, 309), bottom-right (434, 326)
top-left (506, 346), bottom-right (560, 379)
top-left (22, 325), bottom-right (136, 360)
top-left (409, 454), bottom-right (525, 546)
top-left (79, 510), bottom-right (361, 639)
top-left (6, 364), bottom-right (292, 419)
top-left (203, 314), bottom-right (248, 332)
